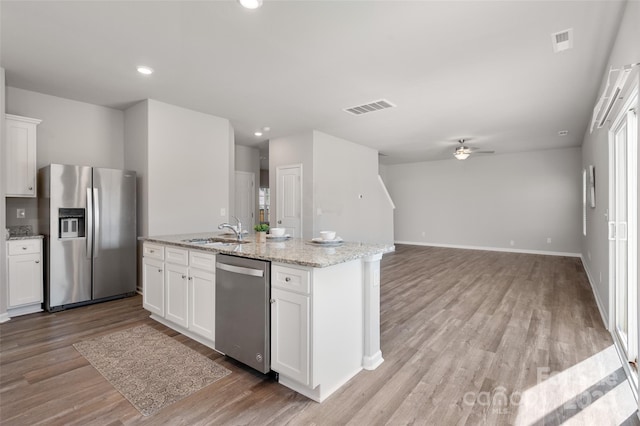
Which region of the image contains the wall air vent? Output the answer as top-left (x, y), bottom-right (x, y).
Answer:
top-left (344, 99), bottom-right (396, 116)
top-left (552, 28), bottom-right (573, 53)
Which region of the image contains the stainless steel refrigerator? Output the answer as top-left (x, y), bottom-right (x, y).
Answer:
top-left (38, 164), bottom-right (137, 311)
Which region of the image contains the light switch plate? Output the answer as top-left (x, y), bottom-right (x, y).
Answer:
top-left (220, 208), bottom-right (226, 216)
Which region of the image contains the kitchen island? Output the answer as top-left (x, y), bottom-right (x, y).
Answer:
top-left (139, 232), bottom-right (393, 402)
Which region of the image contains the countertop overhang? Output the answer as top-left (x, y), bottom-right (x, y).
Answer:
top-left (139, 232), bottom-right (394, 268)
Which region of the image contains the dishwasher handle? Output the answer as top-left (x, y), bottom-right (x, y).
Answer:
top-left (216, 262), bottom-right (265, 277)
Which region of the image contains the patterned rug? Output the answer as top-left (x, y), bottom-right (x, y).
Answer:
top-left (74, 324), bottom-right (231, 416)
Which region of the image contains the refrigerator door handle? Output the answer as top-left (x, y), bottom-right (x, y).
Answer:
top-left (86, 187), bottom-right (93, 259)
top-left (93, 187), bottom-right (100, 259)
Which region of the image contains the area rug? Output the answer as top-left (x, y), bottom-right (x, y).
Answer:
top-left (74, 324), bottom-right (231, 416)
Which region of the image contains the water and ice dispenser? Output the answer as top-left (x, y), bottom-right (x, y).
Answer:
top-left (58, 208), bottom-right (85, 238)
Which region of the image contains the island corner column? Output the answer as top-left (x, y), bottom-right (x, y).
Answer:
top-left (362, 253), bottom-right (384, 370)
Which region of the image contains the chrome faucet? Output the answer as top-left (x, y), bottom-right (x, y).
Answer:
top-left (218, 216), bottom-right (243, 241)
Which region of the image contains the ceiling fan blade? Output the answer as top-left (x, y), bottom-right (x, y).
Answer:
top-left (475, 150), bottom-right (495, 154)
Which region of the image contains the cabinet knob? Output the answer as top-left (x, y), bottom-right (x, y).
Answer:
top-left (150, 250), bottom-right (155, 253)
top-left (28, 186), bottom-right (33, 191)
top-left (35, 260), bottom-right (40, 264)
top-left (158, 268), bottom-right (162, 273)
top-left (181, 274), bottom-right (187, 279)
top-left (188, 277), bottom-right (193, 281)
top-left (285, 277), bottom-right (291, 282)
top-left (277, 220), bottom-right (282, 224)
top-left (270, 298), bottom-right (276, 304)
top-left (22, 247), bottom-right (27, 250)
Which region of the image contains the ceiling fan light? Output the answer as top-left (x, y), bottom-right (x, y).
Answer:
top-left (454, 151), bottom-right (470, 160)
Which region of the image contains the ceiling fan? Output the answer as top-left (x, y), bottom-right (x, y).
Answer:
top-left (453, 139), bottom-right (495, 160)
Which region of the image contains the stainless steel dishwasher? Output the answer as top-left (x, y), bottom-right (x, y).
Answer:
top-left (215, 254), bottom-right (271, 373)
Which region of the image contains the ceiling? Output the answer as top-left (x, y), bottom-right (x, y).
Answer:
top-left (0, 1), bottom-right (626, 164)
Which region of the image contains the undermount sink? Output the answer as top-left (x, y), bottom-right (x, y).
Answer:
top-left (181, 237), bottom-right (249, 246)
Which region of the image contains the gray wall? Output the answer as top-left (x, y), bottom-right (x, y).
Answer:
top-left (269, 132), bottom-right (314, 239)
top-left (313, 131), bottom-right (394, 244)
top-left (386, 147), bottom-right (582, 254)
top-left (5, 87), bottom-right (125, 233)
top-left (269, 130), bottom-right (394, 243)
top-left (6, 87), bottom-right (124, 169)
top-left (124, 99), bottom-right (232, 236)
top-left (234, 144), bottom-right (260, 226)
top-left (581, 0), bottom-right (640, 324)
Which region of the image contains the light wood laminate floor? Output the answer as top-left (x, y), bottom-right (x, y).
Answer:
top-left (1, 245), bottom-right (637, 425)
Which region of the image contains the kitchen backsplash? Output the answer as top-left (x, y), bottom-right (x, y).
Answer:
top-left (5, 197), bottom-right (38, 232)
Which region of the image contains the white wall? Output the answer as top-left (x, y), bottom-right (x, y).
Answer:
top-left (4, 87), bottom-right (126, 238)
top-left (234, 144), bottom-right (260, 226)
top-left (313, 131), bottom-right (394, 244)
top-left (124, 99), bottom-right (231, 237)
top-left (1, 68), bottom-right (8, 322)
top-left (6, 87), bottom-right (124, 169)
top-left (269, 132), bottom-right (314, 239)
top-left (581, 0), bottom-right (640, 323)
top-left (386, 147), bottom-right (582, 254)
top-left (123, 100), bottom-right (149, 237)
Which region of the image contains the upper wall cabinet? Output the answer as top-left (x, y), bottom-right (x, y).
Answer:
top-left (5, 114), bottom-right (42, 197)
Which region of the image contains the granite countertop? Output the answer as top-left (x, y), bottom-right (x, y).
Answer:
top-left (140, 232), bottom-right (394, 268)
top-left (8, 235), bottom-right (44, 241)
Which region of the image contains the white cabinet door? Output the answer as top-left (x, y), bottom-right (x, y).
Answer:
top-left (165, 263), bottom-right (189, 327)
top-left (189, 268), bottom-right (215, 341)
top-left (271, 288), bottom-right (310, 385)
top-left (5, 115), bottom-right (40, 197)
top-left (142, 257), bottom-right (165, 316)
top-left (7, 253), bottom-right (42, 307)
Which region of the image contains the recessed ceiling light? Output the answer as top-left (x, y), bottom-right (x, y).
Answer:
top-left (254, 131), bottom-right (263, 137)
top-left (238, 0), bottom-right (263, 9)
top-left (137, 66), bottom-right (154, 75)
top-left (262, 127), bottom-right (270, 132)
top-left (558, 130), bottom-right (569, 136)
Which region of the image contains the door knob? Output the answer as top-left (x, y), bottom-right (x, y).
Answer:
top-left (270, 298), bottom-right (276, 304)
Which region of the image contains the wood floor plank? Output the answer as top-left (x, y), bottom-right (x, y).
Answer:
top-left (1, 245), bottom-right (636, 425)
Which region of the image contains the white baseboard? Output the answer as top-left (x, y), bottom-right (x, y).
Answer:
top-left (394, 241), bottom-right (581, 258)
top-left (0, 312), bottom-right (10, 323)
top-left (580, 255), bottom-right (610, 330)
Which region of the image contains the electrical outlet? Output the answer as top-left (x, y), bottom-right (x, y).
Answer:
top-left (220, 208), bottom-right (226, 216)
top-left (16, 208), bottom-right (25, 219)
top-left (510, 240), bottom-right (515, 246)
top-left (546, 237), bottom-right (552, 244)
top-left (421, 231), bottom-right (426, 238)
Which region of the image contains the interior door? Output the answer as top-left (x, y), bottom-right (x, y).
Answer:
top-left (276, 165), bottom-right (302, 238)
top-left (234, 171), bottom-right (255, 230)
top-left (609, 88), bottom-right (638, 381)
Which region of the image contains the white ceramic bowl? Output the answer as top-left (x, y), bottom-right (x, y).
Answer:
top-left (320, 231), bottom-right (336, 241)
top-left (270, 227), bottom-right (286, 237)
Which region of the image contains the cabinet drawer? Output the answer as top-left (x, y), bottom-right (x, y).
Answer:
top-left (166, 247), bottom-right (188, 265)
top-left (8, 239), bottom-right (41, 255)
top-left (143, 243), bottom-right (164, 260)
top-left (272, 264), bottom-right (310, 295)
top-left (190, 251), bottom-right (216, 271)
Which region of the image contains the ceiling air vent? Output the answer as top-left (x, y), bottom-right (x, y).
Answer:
top-left (344, 99), bottom-right (396, 116)
top-left (552, 28), bottom-right (573, 53)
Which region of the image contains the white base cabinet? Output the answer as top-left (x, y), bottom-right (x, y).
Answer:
top-left (6, 239), bottom-right (43, 317)
top-left (270, 260), bottom-right (365, 402)
top-left (142, 243), bottom-right (216, 346)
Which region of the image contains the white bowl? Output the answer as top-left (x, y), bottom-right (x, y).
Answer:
top-left (319, 231), bottom-right (336, 241)
top-left (270, 227), bottom-right (286, 237)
